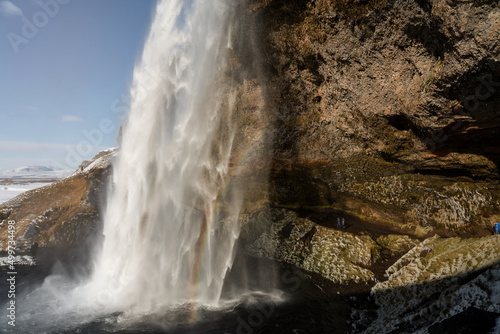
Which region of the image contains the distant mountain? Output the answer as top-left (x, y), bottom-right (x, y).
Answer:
top-left (1, 165), bottom-right (73, 179)
top-left (10, 166), bottom-right (60, 173)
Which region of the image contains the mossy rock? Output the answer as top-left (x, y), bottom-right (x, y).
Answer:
top-left (246, 209), bottom-right (380, 284)
top-left (376, 234), bottom-right (418, 256)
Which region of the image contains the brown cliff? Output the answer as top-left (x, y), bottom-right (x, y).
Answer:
top-left (237, 0), bottom-right (500, 236)
top-left (0, 149), bottom-right (114, 253)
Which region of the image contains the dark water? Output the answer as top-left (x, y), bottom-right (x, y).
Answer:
top-left (3, 244), bottom-right (499, 333)
top-left (0, 248), bottom-right (366, 334)
top-left (3, 248), bottom-right (498, 333)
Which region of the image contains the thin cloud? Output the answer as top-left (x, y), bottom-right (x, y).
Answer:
top-left (20, 105), bottom-right (40, 111)
top-left (62, 115), bottom-right (83, 122)
top-left (0, 1), bottom-right (22, 16)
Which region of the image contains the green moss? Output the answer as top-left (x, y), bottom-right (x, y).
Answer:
top-left (414, 225), bottom-right (431, 238)
top-left (270, 202), bottom-right (422, 237)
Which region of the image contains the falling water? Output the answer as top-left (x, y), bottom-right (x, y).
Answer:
top-left (2, 1), bottom-right (280, 332)
top-left (89, 0), bottom-right (241, 310)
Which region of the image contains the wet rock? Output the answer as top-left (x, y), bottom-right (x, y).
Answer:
top-left (428, 307), bottom-right (499, 334)
top-left (246, 209), bottom-right (380, 284)
top-left (376, 234), bottom-right (418, 256)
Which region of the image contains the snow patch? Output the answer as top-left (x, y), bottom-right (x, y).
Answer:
top-left (0, 182), bottom-right (52, 204)
top-left (1, 166), bottom-right (73, 179)
top-left (0, 255), bottom-right (36, 267)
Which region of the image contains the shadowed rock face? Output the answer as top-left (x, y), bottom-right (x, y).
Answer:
top-left (238, 0), bottom-right (500, 235)
top-left (0, 1), bottom-right (499, 331)
top-left (227, 1), bottom-right (500, 330)
top-left (0, 149), bottom-right (115, 253)
top-left (245, 209), bottom-right (380, 284)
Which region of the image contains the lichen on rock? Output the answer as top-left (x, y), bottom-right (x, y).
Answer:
top-left (366, 235), bottom-right (500, 332)
top-left (246, 209), bottom-right (380, 284)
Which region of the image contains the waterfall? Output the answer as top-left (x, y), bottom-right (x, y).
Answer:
top-left (89, 0), bottom-right (240, 309)
top-left (4, 2), bottom-right (278, 332)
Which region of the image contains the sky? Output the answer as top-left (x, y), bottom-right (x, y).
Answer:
top-left (0, 0), bottom-right (156, 172)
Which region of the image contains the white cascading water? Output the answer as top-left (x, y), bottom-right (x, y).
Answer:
top-left (89, 0), bottom-right (240, 310)
top-left (5, 1), bottom-right (265, 331)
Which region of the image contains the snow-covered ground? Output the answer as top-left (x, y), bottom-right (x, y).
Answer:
top-left (0, 166), bottom-right (73, 180)
top-left (0, 166), bottom-right (73, 204)
top-left (0, 255), bottom-right (36, 267)
top-left (0, 182), bottom-right (52, 204)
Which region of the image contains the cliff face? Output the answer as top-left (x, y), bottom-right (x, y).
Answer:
top-left (228, 1), bottom-right (500, 329)
top-left (0, 149), bottom-right (114, 253)
top-left (242, 0), bottom-right (500, 235)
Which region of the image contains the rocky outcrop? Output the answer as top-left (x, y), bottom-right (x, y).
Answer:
top-left (245, 209), bottom-right (380, 284)
top-left (238, 0), bottom-right (500, 235)
top-left (226, 4), bottom-right (500, 313)
top-left (238, 206), bottom-right (500, 331)
top-left (365, 235), bottom-right (500, 332)
top-left (0, 149), bottom-right (115, 253)
top-left (230, 1), bottom-right (500, 327)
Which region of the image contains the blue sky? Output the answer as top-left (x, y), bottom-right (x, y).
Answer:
top-left (0, 0), bottom-right (156, 171)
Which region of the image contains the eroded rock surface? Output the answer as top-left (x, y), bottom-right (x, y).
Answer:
top-left (239, 0), bottom-right (500, 235)
top-left (0, 149), bottom-right (115, 252)
top-left (245, 209), bottom-right (380, 284)
top-left (366, 235), bottom-right (500, 332)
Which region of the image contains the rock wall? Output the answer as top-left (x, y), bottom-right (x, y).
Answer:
top-left (229, 2), bottom-right (500, 330)
top-left (245, 209), bottom-right (380, 284)
top-left (241, 0), bottom-right (500, 235)
top-left (365, 235), bottom-right (500, 332)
